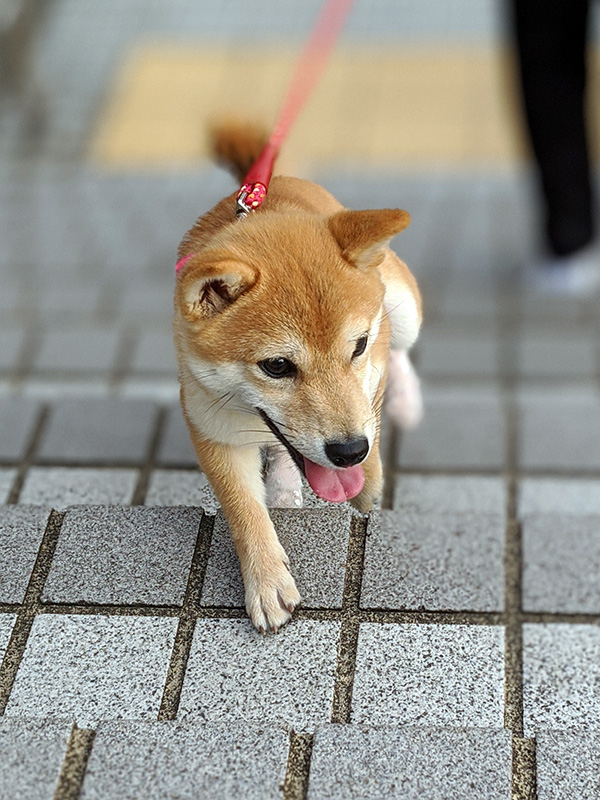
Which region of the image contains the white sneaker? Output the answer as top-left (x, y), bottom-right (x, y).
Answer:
top-left (527, 243), bottom-right (600, 297)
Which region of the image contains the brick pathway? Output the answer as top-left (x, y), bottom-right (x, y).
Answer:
top-left (2, 2), bottom-right (600, 799)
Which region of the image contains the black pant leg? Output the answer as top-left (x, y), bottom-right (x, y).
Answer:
top-left (512, 0), bottom-right (595, 256)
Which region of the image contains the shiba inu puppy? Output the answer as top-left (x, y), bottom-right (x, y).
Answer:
top-left (174, 123), bottom-right (422, 632)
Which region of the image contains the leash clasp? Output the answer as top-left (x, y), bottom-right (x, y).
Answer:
top-left (235, 182), bottom-right (267, 219)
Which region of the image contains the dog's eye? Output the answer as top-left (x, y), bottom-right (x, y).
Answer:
top-left (258, 358), bottom-right (297, 379)
top-left (352, 335), bottom-right (368, 358)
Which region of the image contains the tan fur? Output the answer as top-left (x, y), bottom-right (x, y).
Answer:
top-left (208, 119), bottom-right (269, 182)
top-left (174, 122), bottom-right (422, 632)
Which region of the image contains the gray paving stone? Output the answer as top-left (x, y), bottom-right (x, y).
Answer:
top-left (81, 721), bottom-right (289, 800)
top-left (19, 467), bottom-right (138, 508)
top-left (0, 329), bottom-right (25, 371)
top-left (130, 332), bottom-right (177, 374)
top-left (522, 514), bottom-right (600, 613)
top-left (361, 512), bottom-right (504, 611)
top-left (118, 377), bottom-right (181, 402)
top-left (394, 474), bottom-right (506, 514)
top-left (399, 385), bottom-right (506, 469)
top-left (416, 330), bottom-right (499, 378)
top-left (0, 284), bottom-right (20, 314)
top-left (308, 726), bottom-right (512, 800)
top-left (35, 283), bottom-right (103, 318)
top-left (0, 506), bottom-right (50, 603)
top-left (437, 290), bottom-right (499, 321)
top-left (536, 730), bottom-right (600, 800)
top-left (519, 293), bottom-right (584, 321)
top-left (202, 509), bottom-right (351, 608)
top-left (523, 624), bottom-right (600, 735)
top-left (5, 614), bottom-right (177, 727)
top-left (156, 405), bottom-right (197, 467)
top-left (145, 468), bottom-right (215, 509)
top-left (21, 379), bottom-right (111, 399)
top-left (32, 328), bottom-right (121, 372)
top-left (0, 614), bottom-right (16, 661)
top-left (42, 506), bottom-right (202, 605)
top-left (0, 396), bottom-right (40, 461)
top-left (352, 623), bottom-right (505, 727)
top-left (516, 384), bottom-right (600, 405)
top-left (178, 619), bottom-right (340, 731)
top-left (119, 283), bottom-right (173, 317)
top-left (0, 718), bottom-right (72, 800)
top-left (518, 477), bottom-right (600, 517)
top-left (518, 394), bottom-right (600, 471)
top-left (517, 334), bottom-right (597, 378)
top-left (0, 468), bottom-right (17, 502)
top-left (37, 397), bottom-right (158, 464)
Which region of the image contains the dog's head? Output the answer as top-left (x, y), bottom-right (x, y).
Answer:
top-left (175, 206), bottom-right (418, 501)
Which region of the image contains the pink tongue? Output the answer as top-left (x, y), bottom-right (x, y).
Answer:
top-left (304, 458), bottom-right (365, 503)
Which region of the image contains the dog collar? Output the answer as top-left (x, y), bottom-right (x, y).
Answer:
top-left (175, 253), bottom-right (192, 275)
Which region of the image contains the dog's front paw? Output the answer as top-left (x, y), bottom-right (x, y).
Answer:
top-left (244, 557), bottom-right (301, 633)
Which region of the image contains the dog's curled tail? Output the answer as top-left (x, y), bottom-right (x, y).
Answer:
top-left (209, 120), bottom-right (270, 183)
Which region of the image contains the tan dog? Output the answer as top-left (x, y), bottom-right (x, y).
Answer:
top-left (174, 124), bottom-right (422, 632)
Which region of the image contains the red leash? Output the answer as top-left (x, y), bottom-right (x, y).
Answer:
top-left (235, 0), bottom-right (356, 218)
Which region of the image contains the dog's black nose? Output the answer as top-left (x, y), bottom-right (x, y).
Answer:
top-left (325, 437), bottom-right (369, 467)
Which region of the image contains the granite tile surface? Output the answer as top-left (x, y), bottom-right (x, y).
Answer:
top-left (178, 618), bottom-right (340, 732)
top-left (5, 615), bottom-right (177, 727)
top-left (144, 469), bottom-right (212, 508)
top-left (536, 730), bottom-right (600, 800)
top-left (0, 718), bottom-right (72, 800)
top-left (42, 506), bottom-right (202, 605)
top-left (399, 386), bottom-right (505, 470)
top-left (19, 467), bottom-right (138, 508)
top-left (31, 328), bottom-right (121, 373)
top-left (0, 396), bottom-right (40, 462)
top-left (156, 405), bottom-right (197, 467)
top-left (0, 468), bottom-right (17, 503)
top-left (81, 721), bottom-right (289, 800)
top-left (394, 474), bottom-right (506, 515)
top-left (352, 623), bottom-right (505, 727)
top-left (308, 725), bottom-right (512, 800)
top-left (36, 398), bottom-right (158, 464)
top-left (201, 509), bottom-right (351, 608)
top-left (522, 514), bottom-right (600, 613)
top-left (0, 614), bottom-right (17, 661)
top-left (518, 395), bottom-right (600, 471)
top-left (361, 512), bottom-right (505, 611)
top-left (0, 506), bottom-right (51, 603)
top-left (518, 478), bottom-right (600, 517)
top-left (523, 624), bottom-right (600, 736)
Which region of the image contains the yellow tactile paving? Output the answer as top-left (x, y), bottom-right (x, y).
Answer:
top-left (89, 43), bottom-right (600, 170)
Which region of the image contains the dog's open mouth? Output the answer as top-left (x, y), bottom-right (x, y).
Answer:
top-left (258, 409), bottom-right (365, 503)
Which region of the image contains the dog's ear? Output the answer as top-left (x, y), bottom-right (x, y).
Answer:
top-left (329, 209), bottom-right (410, 270)
top-left (178, 258), bottom-right (257, 320)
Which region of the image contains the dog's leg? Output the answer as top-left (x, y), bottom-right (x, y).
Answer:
top-left (264, 446), bottom-right (303, 508)
top-left (386, 348), bottom-right (423, 429)
top-left (190, 434), bottom-right (301, 632)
